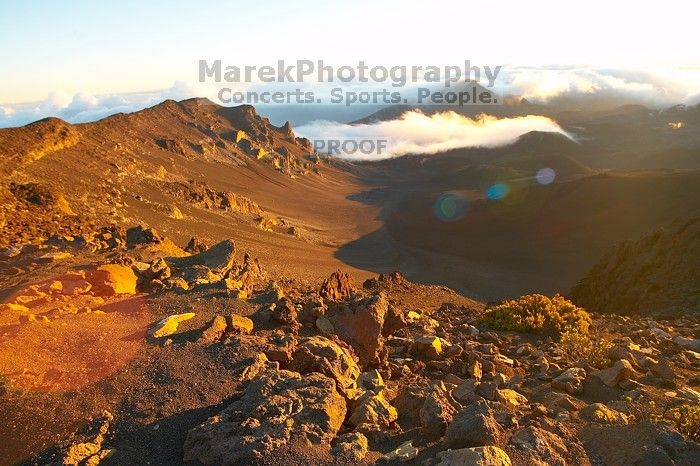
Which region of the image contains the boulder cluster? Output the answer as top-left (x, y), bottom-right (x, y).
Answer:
top-left (176, 269), bottom-right (700, 465)
top-left (6, 230), bottom-right (700, 465)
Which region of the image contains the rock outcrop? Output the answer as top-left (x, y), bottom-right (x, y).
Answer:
top-left (184, 369), bottom-right (346, 464)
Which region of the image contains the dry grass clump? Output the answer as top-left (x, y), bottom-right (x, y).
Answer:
top-left (652, 404), bottom-right (700, 442)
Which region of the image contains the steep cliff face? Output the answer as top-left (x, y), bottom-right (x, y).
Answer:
top-left (572, 217), bottom-right (700, 316)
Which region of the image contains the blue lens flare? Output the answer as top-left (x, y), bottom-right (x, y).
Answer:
top-left (433, 193), bottom-right (468, 222)
top-left (486, 183), bottom-right (510, 200)
top-left (536, 167), bottom-right (556, 185)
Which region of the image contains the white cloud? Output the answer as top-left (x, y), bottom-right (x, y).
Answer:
top-left (497, 67), bottom-right (700, 107)
top-left (296, 110), bottom-right (569, 161)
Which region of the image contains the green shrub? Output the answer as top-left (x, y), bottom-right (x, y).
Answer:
top-left (480, 294), bottom-right (591, 337)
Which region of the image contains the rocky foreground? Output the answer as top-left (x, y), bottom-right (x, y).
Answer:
top-left (0, 225), bottom-right (699, 466)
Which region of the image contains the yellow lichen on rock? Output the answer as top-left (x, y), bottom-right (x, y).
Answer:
top-left (151, 312), bottom-right (196, 338)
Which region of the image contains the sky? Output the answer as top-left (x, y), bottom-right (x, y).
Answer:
top-left (0, 0), bottom-right (698, 127)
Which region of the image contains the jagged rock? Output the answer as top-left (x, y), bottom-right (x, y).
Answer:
top-left (476, 381), bottom-right (498, 400)
top-left (411, 335), bottom-right (443, 360)
top-left (169, 205), bottom-right (184, 219)
top-left (270, 297), bottom-right (298, 325)
top-left (452, 379), bottom-right (479, 404)
top-left (145, 257), bottom-right (171, 281)
top-left (383, 440), bottom-right (419, 462)
top-left (358, 370), bottom-right (384, 391)
top-left (315, 316), bottom-right (334, 335)
top-left (59, 411), bottom-right (114, 466)
top-left (552, 367), bottom-right (587, 394)
top-left (332, 432), bottom-right (368, 461)
top-left (580, 403), bottom-right (629, 424)
top-left (288, 336), bottom-right (360, 389)
top-left (436, 446), bottom-right (512, 466)
top-left (126, 225), bottom-right (163, 248)
top-left (86, 264), bottom-right (137, 296)
top-left (264, 332), bottom-right (297, 364)
top-left (184, 236), bottom-right (209, 254)
top-left (349, 390), bottom-right (398, 428)
top-left (420, 382), bottom-right (459, 437)
top-left (650, 358), bottom-right (676, 381)
top-left (228, 314), bottom-right (254, 334)
top-left (444, 400), bottom-right (503, 448)
top-left (167, 239), bottom-right (236, 276)
top-left (466, 359), bottom-right (483, 381)
top-left (237, 353), bottom-right (276, 381)
top-left (676, 387), bottom-right (700, 403)
top-left (594, 359), bottom-right (635, 387)
top-left (151, 312), bottom-right (196, 338)
top-left (496, 388), bottom-right (528, 407)
top-left (199, 315), bottom-right (228, 342)
top-left (383, 304), bottom-right (407, 335)
top-left (319, 270), bottom-right (355, 301)
top-left (543, 392), bottom-right (586, 413)
top-left (267, 281), bottom-right (285, 301)
top-left (327, 293), bottom-right (388, 367)
top-left (299, 296), bottom-right (327, 325)
top-left (225, 253), bottom-right (264, 297)
top-left (184, 370), bottom-right (346, 464)
top-left (674, 335), bottom-right (700, 351)
top-left (510, 426), bottom-right (569, 465)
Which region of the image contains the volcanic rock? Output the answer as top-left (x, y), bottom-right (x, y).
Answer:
top-left (580, 403), bottom-right (629, 424)
top-left (332, 432), bottom-right (368, 461)
top-left (349, 390), bottom-right (398, 428)
top-left (552, 367), bottom-right (587, 394)
top-left (288, 336), bottom-right (360, 389)
top-left (436, 446), bottom-right (512, 466)
top-left (594, 359), bottom-right (635, 387)
top-left (327, 293), bottom-right (388, 367)
top-left (319, 270), bottom-right (355, 301)
top-left (444, 400), bottom-right (503, 448)
top-left (420, 382), bottom-right (460, 437)
top-left (183, 370), bottom-right (346, 464)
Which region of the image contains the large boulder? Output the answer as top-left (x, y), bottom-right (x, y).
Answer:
top-left (184, 370), bottom-right (346, 464)
top-left (327, 293), bottom-right (388, 367)
top-left (166, 239), bottom-right (236, 276)
top-left (288, 336), bottom-right (360, 389)
top-left (86, 264), bottom-right (137, 296)
top-left (444, 401), bottom-right (503, 448)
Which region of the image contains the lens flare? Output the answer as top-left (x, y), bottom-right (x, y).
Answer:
top-left (486, 183), bottom-right (510, 200)
top-left (0, 271), bottom-right (149, 393)
top-left (536, 167), bottom-right (556, 185)
top-left (433, 193), bottom-right (468, 222)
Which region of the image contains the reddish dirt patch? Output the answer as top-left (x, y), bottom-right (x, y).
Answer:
top-left (0, 274), bottom-right (149, 392)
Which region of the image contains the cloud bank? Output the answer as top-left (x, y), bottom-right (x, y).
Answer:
top-left (498, 67), bottom-right (700, 107)
top-left (296, 111), bottom-right (569, 160)
top-left (0, 81), bottom-right (204, 128)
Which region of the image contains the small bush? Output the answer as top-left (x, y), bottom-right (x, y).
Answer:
top-left (560, 329), bottom-right (613, 368)
top-left (651, 404), bottom-right (700, 442)
top-left (480, 294), bottom-right (591, 337)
